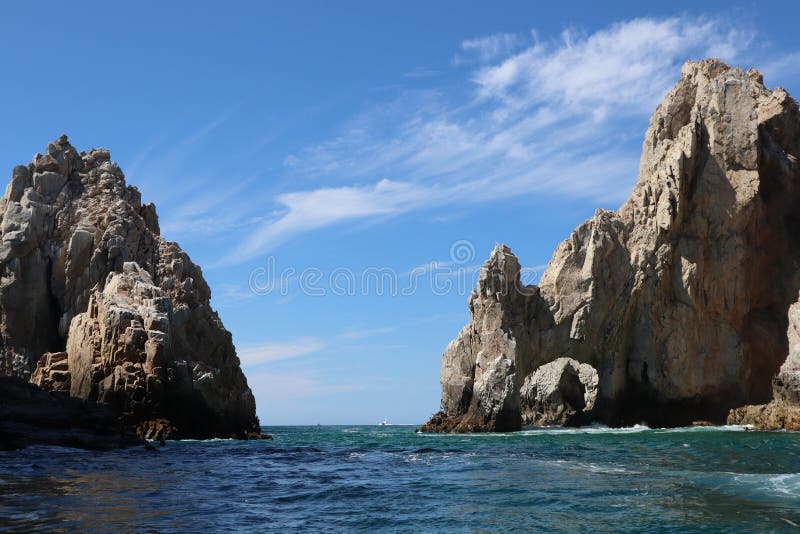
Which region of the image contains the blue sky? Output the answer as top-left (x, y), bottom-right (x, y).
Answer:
top-left (2, 1), bottom-right (800, 424)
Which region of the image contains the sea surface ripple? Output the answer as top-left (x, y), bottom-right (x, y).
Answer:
top-left (1, 425), bottom-right (799, 532)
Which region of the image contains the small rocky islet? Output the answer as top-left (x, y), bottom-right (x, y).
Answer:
top-left (422, 59), bottom-right (800, 433)
top-left (0, 135), bottom-right (266, 449)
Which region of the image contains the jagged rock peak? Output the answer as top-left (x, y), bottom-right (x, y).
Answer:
top-left (420, 244), bottom-right (538, 433)
top-left (476, 244), bottom-right (522, 296)
top-left (0, 136), bottom-right (260, 440)
top-left (423, 59), bottom-right (800, 432)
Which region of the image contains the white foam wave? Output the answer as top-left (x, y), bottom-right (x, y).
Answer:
top-left (518, 423), bottom-right (651, 435)
top-left (732, 472), bottom-right (800, 497)
top-left (175, 438), bottom-right (234, 442)
top-left (415, 422), bottom-right (763, 437)
top-left (655, 424), bottom-right (753, 433)
top-left (546, 459), bottom-right (636, 474)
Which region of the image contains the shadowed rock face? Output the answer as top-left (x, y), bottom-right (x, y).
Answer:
top-left (423, 59), bottom-right (800, 432)
top-left (729, 293), bottom-right (800, 430)
top-left (0, 376), bottom-right (143, 450)
top-left (0, 136), bottom-right (260, 440)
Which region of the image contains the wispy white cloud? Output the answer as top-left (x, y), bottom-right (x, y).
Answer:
top-left (457, 32), bottom-right (524, 63)
top-left (117, 105), bottom-right (268, 244)
top-left (247, 368), bottom-right (363, 401)
top-left (125, 106), bottom-right (241, 187)
top-left (170, 176), bottom-right (258, 220)
top-left (472, 18), bottom-right (753, 116)
top-left (404, 259), bottom-right (483, 282)
top-left (213, 283), bottom-right (258, 307)
top-left (239, 325), bottom-right (398, 367)
top-left (240, 326), bottom-right (396, 403)
top-left (405, 260), bottom-right (452, 276)
top-left (213, 16), bottom-right (759, 266)
top-left (337, 327), bottom-right (395, 340)
top-left (238, 337), bottom-right (325, 367)
top-left (159, 174), bottom-right (268, 238)
top-left (219, 179), bottom-right (432, 265)
top-left (759, 51), bottom-right (800, 85)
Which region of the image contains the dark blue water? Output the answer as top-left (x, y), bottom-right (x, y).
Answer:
top-left (1, 425), bottom-right (799, 532)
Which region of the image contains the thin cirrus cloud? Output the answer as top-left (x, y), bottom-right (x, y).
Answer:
top-left (237, 325), bottom-right (396, 366)
top-left (759, 51), bottom-right (800, 83)
top-left (219, 179), bottom-right (433, 266)
top-left (337, 327), bottom-right (396, 341)
top-left (246, 369), bottom-right (363, 403)
top-left (456, 32), bottom-right (524, 63)
top-left (213, 15), bottom-right (766, 267)
top-left (237, 337), bottom-right (326, 367)
top-left (238, 328), bottom-right (393, 403)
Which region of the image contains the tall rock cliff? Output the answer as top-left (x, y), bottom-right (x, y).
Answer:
top-left (0, 136), bottom-right (260, 439)
top-left (422, 59), bottom-right (800, 432)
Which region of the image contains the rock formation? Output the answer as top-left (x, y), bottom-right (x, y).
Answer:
top-left (423, 59), bottom-right (800, 432)
top-left (0, 376), bottom-right (143, 450)
top-left (0, 135), bottom-right (260, 440)
top-left (728, 292), bottom-right (800, 429)
top-left (421, 245), bottom-right (534, 432)
top-left (520, 357), bottom-right (598, 427)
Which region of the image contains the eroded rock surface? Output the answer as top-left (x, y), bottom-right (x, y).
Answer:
top-left (521, 358), bottom-right (598, 426)
top-left (0, 136), bottom-right (259, 440)
top-left (424, 59), bottom-right (800, 431)
top-left (420, 245), bottom-right (536, 432)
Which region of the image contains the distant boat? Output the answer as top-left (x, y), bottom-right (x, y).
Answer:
top-left (378, 420), bottom-right (389, 426)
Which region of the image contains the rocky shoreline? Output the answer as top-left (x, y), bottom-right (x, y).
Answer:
top-left (423, 59), bottom-right (800, 433)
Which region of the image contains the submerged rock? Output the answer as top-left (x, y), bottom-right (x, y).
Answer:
top-left (424, 59), bottom-right (800, 432)
top-left (0, 136), bottom-right (260, 440)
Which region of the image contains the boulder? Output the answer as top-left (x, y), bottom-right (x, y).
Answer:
top-left (521, 358), bottom-right (598, 426)
top-left (32, 171), bottom-right (67, 200)
top-left (31, 351), bottom-right (70, 393)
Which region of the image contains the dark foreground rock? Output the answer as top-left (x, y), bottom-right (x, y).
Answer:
top-left (0, 136), bottom-right (260, 441)
top-left (423, 59), bottom-right (800, 432)
top-left (0, 376), bottom-right (143, 450)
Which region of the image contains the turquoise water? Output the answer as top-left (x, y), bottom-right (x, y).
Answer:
top-left (1, 425), bottom-right (799, 532)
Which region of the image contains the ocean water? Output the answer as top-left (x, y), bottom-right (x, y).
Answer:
top-left (1, 425), bottom-right (799, 532)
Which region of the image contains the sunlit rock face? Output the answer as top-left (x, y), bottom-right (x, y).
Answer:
top-left (521, 357), bottom-right (599, 427)
top-left (423, 59), bottom-right (800, 432)
top-left (0, 135), bottom-right (260, 440)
